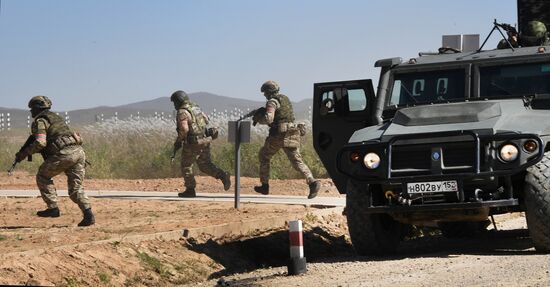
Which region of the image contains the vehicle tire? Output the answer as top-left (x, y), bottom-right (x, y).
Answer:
top-left (346, 180), bottom-right (404, 256)
top-left (438, 221), bottom-right (489, 238)
top-left (524, 152), bottom-right (550, 253)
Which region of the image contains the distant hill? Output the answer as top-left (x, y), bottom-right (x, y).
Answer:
top-left (0, 92), bottom-right (313, 129)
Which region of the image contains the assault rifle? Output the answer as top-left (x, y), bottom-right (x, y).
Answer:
top-left (239, 108), bottom-right (257, 121)
top-left (239, 108), bottom-right (265, 126)
top-left (8, 135), bottom-right (34, 176)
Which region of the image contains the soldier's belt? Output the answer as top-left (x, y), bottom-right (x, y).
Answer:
top-left (270, 122), bottom-right (298, 134)
top-left (47, 134), bottom-right (81, 153)
top-left (185, 134), bottom-right (211, 145)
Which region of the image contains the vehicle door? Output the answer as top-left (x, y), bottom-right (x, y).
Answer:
top-left (313, 79), bottom-right (376, 193)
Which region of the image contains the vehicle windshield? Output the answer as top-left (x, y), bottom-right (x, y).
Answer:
top-left (388, 69), bottom-right (465, 107)
top-left (479, 62), bottom-right (550, 98)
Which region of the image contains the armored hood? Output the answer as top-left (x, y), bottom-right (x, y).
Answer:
top-left (349, 99), bottom-right (550, 143)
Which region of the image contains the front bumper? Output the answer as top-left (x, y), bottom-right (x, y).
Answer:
top-left (363, 199), bottom-right (518, 214)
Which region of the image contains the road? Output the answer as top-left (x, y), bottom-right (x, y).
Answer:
top-left (0, 189), bottom-right (345, 207)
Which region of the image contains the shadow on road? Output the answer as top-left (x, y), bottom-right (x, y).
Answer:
top-left (186, 226), bottom-right (535, 280)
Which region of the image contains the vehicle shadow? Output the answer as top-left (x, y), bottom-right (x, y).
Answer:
top-left (186, 226), bottom-right (535, 280)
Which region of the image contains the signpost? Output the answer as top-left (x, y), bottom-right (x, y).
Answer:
top-left (228, 120), bottom-right (251, 209)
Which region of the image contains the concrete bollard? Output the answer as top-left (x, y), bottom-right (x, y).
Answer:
top-left (287, 220), bottom-right (307, 275)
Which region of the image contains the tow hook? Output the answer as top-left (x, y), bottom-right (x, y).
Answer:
top-left (385, 191), bottom-right (412, 206)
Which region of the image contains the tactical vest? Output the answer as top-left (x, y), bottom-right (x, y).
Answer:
top-left (271, 94), bottom-right (295, 126)
top-left (36, 111), bottom-right (75, 154)
top-left (182, 103), bottom-right (208, 137)
top-left (36, 111), bottom-right (73, 140)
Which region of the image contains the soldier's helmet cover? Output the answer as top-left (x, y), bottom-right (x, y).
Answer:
top-left (28, 95), bottom-right (52, 109)
top-left (524, 20), bottom-right (547, 38)
top-left (261, 81), bottom-right (280, 95)
top-left (171, 90), bottom-right (190, 106)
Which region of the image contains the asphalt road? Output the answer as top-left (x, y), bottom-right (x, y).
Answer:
top-left (0, 189), bottom-right (345, 207)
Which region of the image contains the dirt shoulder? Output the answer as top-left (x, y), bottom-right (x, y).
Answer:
top-left (0, 196), bottom-right (316, 286)
top-left (0, 171), bottom-right (340, 286)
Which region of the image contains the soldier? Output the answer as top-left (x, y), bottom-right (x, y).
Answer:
top-left (14, 96), bottom-right (94, 226)
top-left (252, 80), bottom-right (321, 199)
top-left (498, 20), bottom-right (550, 49)
top-left (170, 90), bottom-right (231, 197)
top-left (521, 20), bottom-right (550, 46)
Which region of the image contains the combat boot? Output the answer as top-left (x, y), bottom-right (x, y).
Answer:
top-left (308, 180), bottom-right (321, 199)
top-left (78, 208), bottom-right (95, 227)
top-left (36, 207), bottom-right (60, 218)
top-left (178, 188), bottom-right (196, 198)
top-left (220, 172), bottom-right (231, 191)
top-left (254, 183), bottom-right (269, 195)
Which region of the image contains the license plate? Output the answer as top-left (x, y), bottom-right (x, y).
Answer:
top-left (407, 180), bottom-right (458, 194)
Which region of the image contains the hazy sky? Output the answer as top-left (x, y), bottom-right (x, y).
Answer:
top-left (0, 0), bottom-right (516, 110)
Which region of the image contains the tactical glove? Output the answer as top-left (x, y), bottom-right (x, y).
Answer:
top-left (252, 107), bottom-right (267, 124)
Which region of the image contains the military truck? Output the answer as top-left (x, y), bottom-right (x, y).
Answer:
top-left (312, 2), bottom-right (550, 255)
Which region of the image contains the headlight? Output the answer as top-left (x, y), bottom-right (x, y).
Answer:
top-left (523, 140), bottom-right (538, 153)
top-left (363, 152), bottom-right (381, 169)
top-left (500, 144), bottom-right (519, 162)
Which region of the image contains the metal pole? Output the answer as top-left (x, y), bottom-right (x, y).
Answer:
top-left (234, 120), bottom-right (241, 209)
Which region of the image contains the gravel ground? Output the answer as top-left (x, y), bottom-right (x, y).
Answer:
top-left (192, 213), bottom-right (550, 287)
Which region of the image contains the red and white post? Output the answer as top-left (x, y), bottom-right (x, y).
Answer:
top-left (288, 220), bottom-right (307, 275)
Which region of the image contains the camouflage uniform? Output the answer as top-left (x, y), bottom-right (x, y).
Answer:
top-left (521, 21), bottom-right (550, 47)
top-left (256, 94), bottom-right (315, 185)
top-left (253, 81), bottom-right (320, 199)
top-left (16, 96), bottom-right (94, 226)
top-left (498, 21), bottom-right (550, 49)
top-left (171, 91), bottom-right (230, 195)
top-left (30, 111), bottom-right (91, 210)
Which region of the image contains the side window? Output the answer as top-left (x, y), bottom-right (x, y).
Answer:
top-left (347, 89), bottom-right (367, 111)
top-left (390, 80), bottom-right (402, 105)
top-left (412, 79), bottom-right (425, 96)
top-left (437, 78), bottom-right (448, 96)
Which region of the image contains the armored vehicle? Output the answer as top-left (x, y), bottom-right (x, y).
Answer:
top-left (312, 8), bottom-right (550, 255)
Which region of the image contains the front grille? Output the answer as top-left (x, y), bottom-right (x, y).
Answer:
top-left (391, 141), bottom-right (476, 176)
top-left (392, 145), bottom-right (431, 170)
top-left (442, 142), bottom-right (476, 169)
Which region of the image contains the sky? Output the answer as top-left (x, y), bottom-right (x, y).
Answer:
top-left (0, 0), bottom-right (517, 111)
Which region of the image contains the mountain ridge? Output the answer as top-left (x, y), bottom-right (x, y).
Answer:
top-left (0, 92), bottom-right (313, 129)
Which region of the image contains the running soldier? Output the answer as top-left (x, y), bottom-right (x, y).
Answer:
top-left (13, 96), bottom-right (94, 226)
top-left (252, 81), bottom-right (321, 199)
top-left (170, 90), bottom-right (231, 197)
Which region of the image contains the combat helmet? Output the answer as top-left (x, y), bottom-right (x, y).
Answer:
top-left (170, 90), bottom-right (190, 108)
top-left (261, 80), bottom-right (280, 95)
top-left (28, 95), bottom-right (52, 109)
top-left (521, 21), bottom-right (548, 46)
